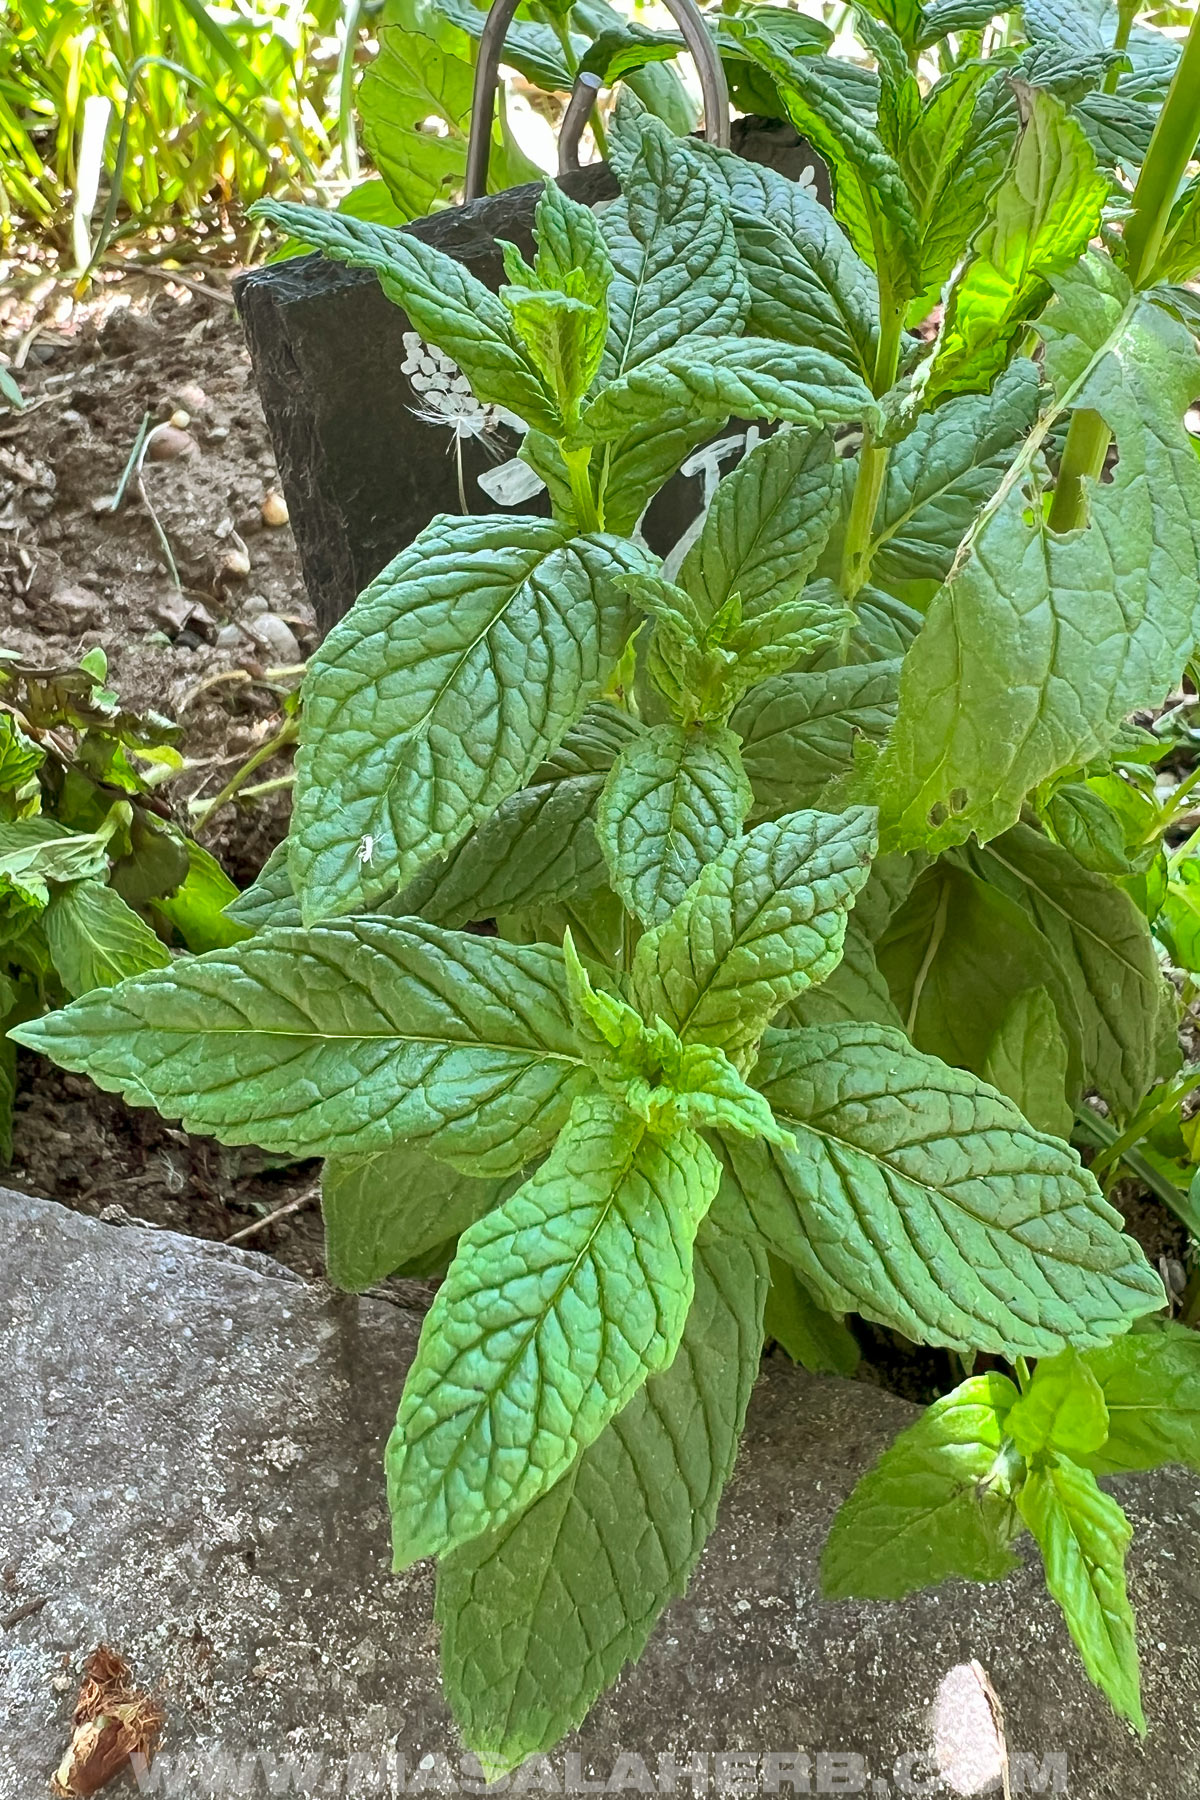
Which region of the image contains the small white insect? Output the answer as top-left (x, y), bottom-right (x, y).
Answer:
top-left (356, 834), bottom-right (375, 865)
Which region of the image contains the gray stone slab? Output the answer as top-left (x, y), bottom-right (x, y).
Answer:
top-left (2, 1186), bottom-right (1199, 1799)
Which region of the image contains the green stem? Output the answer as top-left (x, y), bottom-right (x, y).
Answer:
top-left (563, 444), bottom-right (601, 531)
top-left (839, 296), bottom-right (905, 603)
top-left (1049, 8), bottom-right (1200, 534)
top-left (1015, 1356), bottom-right (1033, 1394)
top-left (189, 716), bottom-right (299, 832)
top-left (1102, 0), bottom-right (1137, 95)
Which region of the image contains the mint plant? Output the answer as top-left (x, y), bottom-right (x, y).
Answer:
top-left (13, 0), bottom-right (1200, 1767)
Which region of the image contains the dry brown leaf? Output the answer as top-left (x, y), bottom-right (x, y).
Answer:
top-left (51, 1646), bottom-right (164, 1798)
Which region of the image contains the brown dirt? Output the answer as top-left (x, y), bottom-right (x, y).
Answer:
top-left (1, 268), bottom-right (325, 1273)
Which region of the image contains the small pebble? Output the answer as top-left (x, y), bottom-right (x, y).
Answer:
top-left (261, 489), bottom-right (289, 528)
top-left (239, 593), bottom-right (270, 619)
top-left (147, 424), bottom-right (195, 462)
top-left (170, 407), bottom-right (191, 430)
top-left (245, 613), bottom-right (302, 663)
top-left (175, 381), bottom-right (207, 410)
top-left (214, 623), bottom-right (247, 651)
top-left (220, 544), bottom-right (252, 581)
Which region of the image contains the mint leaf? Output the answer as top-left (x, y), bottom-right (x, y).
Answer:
top-left (436, 1217), bottom-right (766, 1774)
top-left (0, 807), bottom-right (128, 913)
top-left (11, 921), bottom-right (590, 1175)
top-left (632, 807), bottom-right (878, 1063)
top-left (983, 987), bottom-right (1074, 1140)
top-left (735, 661), bottom-right (900, 813)
top-left (322, 1146), bottom-right (517, 1291)
top-left (764, 1256), bottom-right (860, 1376)
top-left (1018, 1460), bottom-right (1145, 1733)
top-left (678, 429), bottom-right (840, 624)
top-left (822, 1374), bottom-right (1021, 1599)
top-left (596, 723), bottom-right (751, 927)
top-left (386, 1090), bottom-right (721, 1566)
top-left (152, 840), bottom-right (249, 953)
top-left (401, 705), bottom-right (639, 926)
top-left (1079, 1324), bottom-right (1200, 1478)
top-left (875, 256), bottom-right (1200, 852)
top-left (250, 200), bottom-right (559, 434)
top-left (289, 515), bottom-right (647, 920)
top-left (223, 840), bottom-right (299, 933)
top-left (728, 1022), bottom-right (1165, 1356)
top-left (44, 880), bottom-right (170, 996)
top-left (1008, 1348), bottom-right (1110, 1458)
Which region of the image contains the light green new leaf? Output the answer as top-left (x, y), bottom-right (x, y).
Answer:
top-left (436, 1217), bottom-right (766, 1774)
top-left (678, 143), bottom-right (879, 382)
top-left (1007, 1347), bottom-right (1110, 1459)
top-left (0, 713), bottom-right (43, 795)
top-left (929, 88), bottom-right (1108, 397)
top-left (600, 112), bottom-right (746, 381)
top-left (868, 359), bottom-right (1041, 601)
top-left (596, 723), bottom-right (751, 928)
top-left (1018, 1460), bottom-right (1144, 1733)
top-left (11, 920), bottom-right (590, 1176)
top-left (251, 200), bottom-right (559, 436)
top-left (45, 880), bottom-right (170, 996)
top-left (386, 1091), bottom-right (721, 1567)
top-left (983, 987), bottom-right (1074, 1140)
top-left (400, 705), bottom-right (639, 927)
top-left (153, 839), bottom-right (249, 952)
top-left (632, 808), bottom-right (878, 1063)
top-left (1079, 1323), bottom-right (1200, 1478)
top-left (875, 256), bottom-right (1200, 852)
top-left (580, 338), bottom-right (879, 443)
top-left (822, 1374), bottom-right (1021, 1599)
top-left (735, 661), bottom-right (900, 814)
top-left (322, 1144), bottom-right (517, 1291)
top-left (678, 429), bottom-right (839, 623)
top-left (289, 515), bottom-right (647, 920)
top-left (0, 808), bottom-right (127, 916)
top-left (725, 1022), bottom-right (1164, 1356)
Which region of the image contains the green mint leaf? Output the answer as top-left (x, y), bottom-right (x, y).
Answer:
top-left (599, 112), bottom-right (747, 381)
top-left (764, 1256), bottom-right (861, 1376)
top-left (1008, 1348), bottom-right (1110, 1459)
top-left (519, 179), bottom-right (613, 307)
top-left (869, 359), bottom-right (1041, 603)
top-left (852, 6), bottom-right (921, 156)
top-left (631, 807), bottom-right (878, 1064)
top-left (0, 713), bottom-right (44, 791)
top-left (735, 661), bottom-right (900, 813)
top-left (502, 288), bottom-right (606, 422)
top-left (875, 257), bottom-right (1200, 853)
top-left (425, 0), bottom-right (573, 92)
top-left (1155, 174), bottom-right (1200, 284)
top-left (0, 806), bottom-right (129, 913)
top-left (400, 705), bottom-right (639, 927)
top-left (589, 410), bottom-right (722, 538)
top-left (44, 880), bottom-right (170, 997)
top-left (386, 1090), bottom-right (721, 1567)
top-left (928, 88), bottom-right (1108, 397)
top-left (152, 840), bottom-right (249, 953)
top-left (289, 515), bottom-right (648, 921)
top-left (11, 920), bottom-right (590, 1175)
top-left (436, 1216), bottom-right (766, 1774)
top-left (901, 63), bottom-right (1012, 315)
top-left (822, 1373), bottom-right (1021, 1599)
top-left (322, 1145), bottom-right (518, 1291)
top-left (982, 987), bottom-right (1074, 1141)
top-left (918, 1), bottom-right (1014, 47)
top-left (727, 1021), bottom-right (1165, 1356)
top-left (1078, 1323), bottom-right (1200, 1478)
top-left (1018, 1459), bottom-right (1145, 1733)
top-left (580, 338), bottom-right (880, 443)
top-left (596, 723), bottom-right (751, 928)
top-left (678, 144), bottom-right (879, 383)
top-left (223, 839), bottom-right (299, 933)
top-left (678, 429), bottom-right (841, 625)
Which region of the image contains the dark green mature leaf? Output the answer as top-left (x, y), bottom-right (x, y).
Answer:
top-left (765, 1255), bottom-right (860, 1375)
top-left (868, 359), bottom-right (1041, 601)
top-left (735, 661), bottom-right (900, 813)
top-left (580, 338), bottom-right (879, 442)
top-left (727, 1022), bottom-right (1164, 1356)
top-left (875, 256), bottom-right (1200, 852)
top-left (929, 88), bottom-right (1108, 396)
top-left (1022, 0), bottom-right (1108, 56)
top-left (401, 706), bottom-right (639, 926)
top-left (1075, 92), bottom-right (1157, 172)
top-left (11, 920), bottom-right (590, 1175)
top-left (1080, 1324), bottom-right (1200, 1477)
top-left (596, 723), bottom-right (751, 929)
top-left (918, 0), bottom-right (1011, 46)
top-left (289, 515), bottom-right (647, 921)
top-left (822, 1374), bottom-right (1021, 1598)
top-left (44, 880), bottom-right (170, 996)
top-left (632, 807), bottom-right (878, 1063)
top-left (982, 987), bottom-right (1073, 1139)
top-left (224, 839), bottom-right (299, 933)
top-left (678, 429), bottom-right (839, 623)
top-left (600, 113), bottom-right (746, 382)
top-left (322, 1145), bottom-right (516, 1291)
top-left (959, 826), bottom-right (1164, 1120)
top-left (428, 0), bottom-right (572, 90)
top-left (251, 200), bottom-right (559, 434)
top-left (386, 1090), bottom-right (721, 1567)
top-left (679, 146), bottom-right (879, 381)
top-left (594, 410), bottom-right (721, 537)
top-left (436, 1217), bottom-right (766, 1774)
top-left (1018, 1459), bottom-right (1144, 1732)
top-left (153, 840), bottom-right (249, 952)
